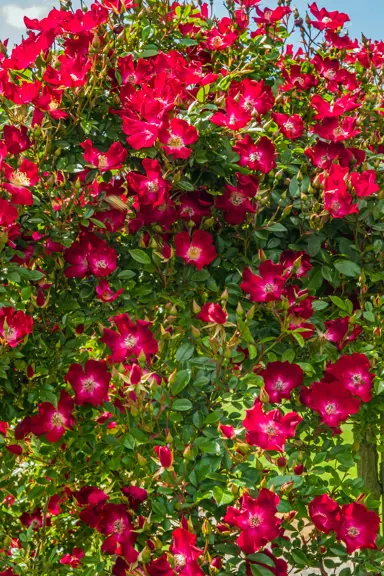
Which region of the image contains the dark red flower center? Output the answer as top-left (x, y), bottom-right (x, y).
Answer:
top-left (82, 377), bottom-right (97, 392)
top-left (333, 127), bottom-right (345, 138)
top-left (124, 334), bottom-right (138, 349)
top-left (274, 379), bottom-right (285, 391)
top-left (181, 206), bottom-right (195, 217)
top-left (211, 36), bottom-right (224, 49)
top-left (264, 283), bottom-right (275, 293)
top-left (249, 514), bottom-right (262, 527)
top-left (113, 518), bottom-right (125, 534)
top-left (347, 526), bottom-right (360, 538)
top-left (95, 260), bottom-right (108, 269)
top-left (249, 152), bottom-right (261, 163)
top-left (51, 412), bottom-right (65, 428)
top-left (147, 181), bottom-right (159, 193)
top-left (174, 553), bottom-right (186, 568)
top-left (324, 402), bottom-right (337, 415)
top-left (324, 70), bottom-right (337, 80)
top-left (243, 98), bottom-right (253, 112)
top-left (4, 327), bottom-right (16, 342)
top-left (284, 120), bottom-right (295, 131)
top-left (186, 246), bottom-right (202, 261)
top-left (168, 135), bottom-right (184, 149)
top-left (10, 170), bottom-right (30, 186)
top-left (230, 192), bottom-right (245, 206)
top-left (265, 423), bottom-right (277, 436)
top-left (98, 155), bottom-right (108, 168)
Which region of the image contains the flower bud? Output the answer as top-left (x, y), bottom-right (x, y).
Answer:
top-left (236, 302), bottom-right (244, 317)
top-left (137, 453), bottom-right (147, 467)
top-left (193, 300), bottom-right (201, 314)
top-left (191, 325), bottom-right (200, 338)
top-left (258, 248), bottom-right (266, 262)
top-left (183, 444), bottom-right (193, 460)
top-left (246, 305), bottom-right (255, 320)
top-left (282, 205), bottom-right (293, 217)
top-left (140, 547), bottom-right (151, 563)
top-left (211, 557), bottom-right (222, 571)
top-left (154, 446), bottom-right (173, 468)
top-left (259, 387), bottom-right (270, 404)
top-left (221, 288), bottom-right (229, 302)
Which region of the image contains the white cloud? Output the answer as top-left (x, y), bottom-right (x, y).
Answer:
top-left (0, 4), bottom-right (50, 30)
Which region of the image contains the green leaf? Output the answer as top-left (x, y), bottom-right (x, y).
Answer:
top-left (178, 180), bottom-right (194, 191)
top-left (204, 409), bottom-right (222, 424)
top-left (292, 331), bottom-right (305, 348)
top-left (197, 84), bottom-right (210, 103)
top-left (139, 49), bottom-right (158, 58)
top-left (212, 486), bottom-right (233, 506)
top-left (312, 300), bottom-right (328, 311)
top-left (329, 295), bottom-right (347, 310)
top-left (306, 233), bottom-right (325, 257)
top-left (90, 218), bottom-right (107, 229)
top-left (118, 270), bottom-right (136, 280)
top-left (267, 474), bottom-right (304, 489)
top-left (13, 267), bottom-right (45, 281)
top-left (291, 549), bottom-right (310, 566)
top-left (334, 260), bottom-right (361, 277)
top-left (170, 369), bottom-right (191, 395)
top-left (250, 565), bottom-right (274, 576)
top-left (172, 399), bottom-right (193, 411)
top-left (175, 342), bottom-right (194, 362)
top-left (191, 270), bottom-right (210, 282)
top-left (129, 249), bottom-right (151, 265)
top-left (247, 554), bottom-right (275, 567)
top-left (267, 223), bottom-right (287, 232)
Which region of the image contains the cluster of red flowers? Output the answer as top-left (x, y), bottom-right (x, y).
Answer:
top-left (0, 0), bottom-right (383, 572)
top-left (309, 494), bottom-right (380, 553)
top-left (301, 353), bottom-right (375, 432)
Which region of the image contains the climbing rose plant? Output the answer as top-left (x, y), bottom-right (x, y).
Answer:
top-left (1, 0), bottom-right (384, 574)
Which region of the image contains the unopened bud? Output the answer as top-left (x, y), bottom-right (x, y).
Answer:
top-left (258, 248), bottom-right (266, 262)
top-left (236, 302), bottom-right (244, 317)
top-left (193, 300), bottom-right (201, 314)
top-left (204, 217), bottom-right (215, 228)
top-left (104, 195), bottom-right (128, 212)
top-left (221, 288), bottom-right (229, 302)
top-left (183, 444), bottom-right (193, 460)
top-left (246, 305), bottom-right (255, 320)
top-left (282, 205), bottom-right (293, 217)
top-left (202, 519), bottom-right (211, 535)
top-left (191, 325), bottom-right (200, 338)
top-left (137, 453), bottom-right (147, 467)
top-left (259, 387), bottom-right (270, 403)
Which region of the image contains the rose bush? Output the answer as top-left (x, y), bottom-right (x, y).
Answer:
top-left (1, 0), bottom-right (384, 574)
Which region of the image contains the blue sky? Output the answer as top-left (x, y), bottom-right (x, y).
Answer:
top-left (0, 0), bottom-right (383, 47)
